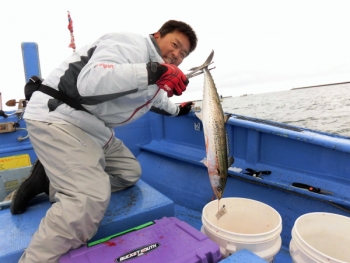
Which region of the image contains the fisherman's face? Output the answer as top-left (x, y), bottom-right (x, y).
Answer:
top-left (154, 30), bottom-right (190, 66)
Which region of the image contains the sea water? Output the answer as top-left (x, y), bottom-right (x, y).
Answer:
top-left (196, 83), bottom-right (350, 138)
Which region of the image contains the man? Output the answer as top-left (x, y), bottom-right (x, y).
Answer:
top-left (13, 20), bottom-right (197, 263)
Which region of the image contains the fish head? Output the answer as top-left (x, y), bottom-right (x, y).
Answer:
top-left (213, 176), bottom-right (227, 199)
top-left (213, 186), bottom-right (224, 200)
top-left (209, 171), bottom-right (228, 200)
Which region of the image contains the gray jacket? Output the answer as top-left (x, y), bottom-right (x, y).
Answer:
top-left (24, 32), bottom-right (179, 147)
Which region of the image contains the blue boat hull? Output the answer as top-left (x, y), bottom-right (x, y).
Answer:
top-left (2, 109), bottom-right (349, 262)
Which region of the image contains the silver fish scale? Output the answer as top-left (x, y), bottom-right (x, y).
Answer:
top-left (201, 67), bottom-right (229, 199)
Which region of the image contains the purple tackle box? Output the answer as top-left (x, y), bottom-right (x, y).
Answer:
top-left (59, 217), bottom-right (221, 263)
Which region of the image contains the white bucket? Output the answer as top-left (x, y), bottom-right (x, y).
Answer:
top-left (201, 198), bottom-right (282, 262)
top-left (290, 212), bottom-right (350, 263)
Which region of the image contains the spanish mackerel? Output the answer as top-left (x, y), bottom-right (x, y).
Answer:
top-left (190, 50), bottom-right (234, 200)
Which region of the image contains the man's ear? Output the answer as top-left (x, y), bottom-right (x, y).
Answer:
top-left (153, 32), bottom-right (160, 39)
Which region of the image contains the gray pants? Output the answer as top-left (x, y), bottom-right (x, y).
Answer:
top-left (19, 120), bottom-right (141, 263)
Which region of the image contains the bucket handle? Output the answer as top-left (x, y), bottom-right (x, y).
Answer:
top-left (224, 243), bottom-right (237, 256)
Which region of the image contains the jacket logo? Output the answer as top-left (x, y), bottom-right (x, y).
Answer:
top-left (116, 243), bottom-right (160, 262)
top-left (163, 84), bottom-right (171, 92)
top-left (94, 63), bottom-right (114, 69)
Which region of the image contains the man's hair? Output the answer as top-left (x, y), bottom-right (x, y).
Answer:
top-left (158, 20), bottom-right (198, 54)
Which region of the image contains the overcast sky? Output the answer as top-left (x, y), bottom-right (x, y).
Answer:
top-left (1, 0), bottom-right (350, 110)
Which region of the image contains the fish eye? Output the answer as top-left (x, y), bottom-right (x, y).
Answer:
top-left (217, 187), bottom-right (222, 192)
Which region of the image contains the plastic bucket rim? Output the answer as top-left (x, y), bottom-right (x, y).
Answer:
top-left (202, 197), bottom-right (282, 242)
top-left (292, 212), bottom-right (350, 263)
top-left (203, 197), bottom-right (282, 237)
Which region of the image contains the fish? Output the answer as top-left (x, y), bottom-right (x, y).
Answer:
top-left (189, 50), bottom-right (234, 200)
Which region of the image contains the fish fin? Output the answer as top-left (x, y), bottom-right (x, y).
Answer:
top-left (195, 111), bottom-right (202, 121)
top-left (224, 114), bottom-right (231, 123)
top-left (188, 50), bottom-right (214, 71)
top-left (201, 157), bottom-right (208, 167)
top-left (227, 156), bottom-right (234, 167)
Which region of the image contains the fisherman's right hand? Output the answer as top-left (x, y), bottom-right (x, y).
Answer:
top-left (146, 62), bottom-right (188, 97)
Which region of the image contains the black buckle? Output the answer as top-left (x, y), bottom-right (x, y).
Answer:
top-left (29, 76), bottom-right (42, 83)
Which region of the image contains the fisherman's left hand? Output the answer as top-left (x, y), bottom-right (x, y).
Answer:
top-left (177, 101), bottom-right (193, 116)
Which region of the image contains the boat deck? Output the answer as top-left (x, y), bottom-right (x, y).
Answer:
top-left (0, 179), bottom-right (287, 262)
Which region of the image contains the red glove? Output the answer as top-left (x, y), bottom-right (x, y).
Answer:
top-left (155, 64), bottom-right (189, 97)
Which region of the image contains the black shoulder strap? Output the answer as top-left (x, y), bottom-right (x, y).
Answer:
top-left (38, 85), bottom-right (90, 114)
top-left (25, 76), bottom-right (91, 114)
